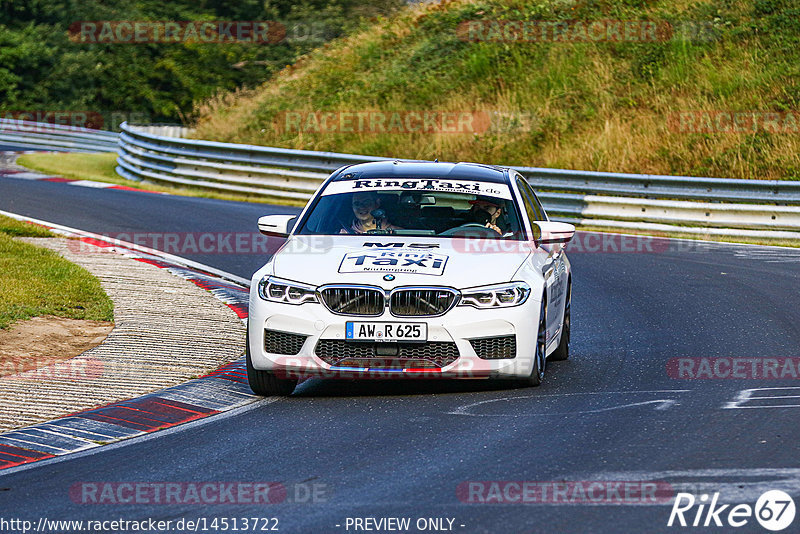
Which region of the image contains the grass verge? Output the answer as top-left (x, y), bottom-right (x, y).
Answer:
top-left (0, 215), bottom-right (114, 329)
top-left (16, 152), bottom-right (304, 206)
top-left (192, 0), bottom-right (800, 181)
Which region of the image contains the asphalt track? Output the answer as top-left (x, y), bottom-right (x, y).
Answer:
top-left (1, 176), bottom-right (800, 533)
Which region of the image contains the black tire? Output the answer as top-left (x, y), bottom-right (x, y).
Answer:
top-left (548, 280), bottom-right (571, 361)
top-left (246, 327), bottom-right (297, 396)
top-left (519, 297), bottom-right (547, 387)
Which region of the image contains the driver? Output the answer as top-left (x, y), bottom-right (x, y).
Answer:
top-left (341, 191), bottom-right (401, 234)
top-left (467, 196), bottom-right (505, 235)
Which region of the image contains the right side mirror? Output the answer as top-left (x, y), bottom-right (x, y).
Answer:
top-left (258, 215), bottom-right (297, 237)
top-left (532, 221), bottom-right (575, 245)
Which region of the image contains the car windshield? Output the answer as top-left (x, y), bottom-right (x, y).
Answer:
top-left (295, 178), bottom-right (524, 239)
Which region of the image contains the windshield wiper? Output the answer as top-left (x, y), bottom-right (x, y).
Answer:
top-left (392, 229), bottom-right (436, 236)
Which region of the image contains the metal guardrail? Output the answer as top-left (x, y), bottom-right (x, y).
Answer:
top-left (116, 123), bottom-right (385, 201)
top-left (115, 122), bottom-right (800, 240)
top-left (0, 118), bottom-right (119, 153)
top-left (2, 119), bottom-right (795, 239)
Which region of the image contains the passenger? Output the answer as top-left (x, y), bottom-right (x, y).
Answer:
top-left (341, 192), bottom-right (401, 234)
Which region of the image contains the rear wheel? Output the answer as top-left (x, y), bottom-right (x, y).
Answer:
top-left (548, 281), bottom-right (571, 361)
top-left (519, 297), bottom-right (547, 387)
top-left (246, 327), bottom-right (297, 396)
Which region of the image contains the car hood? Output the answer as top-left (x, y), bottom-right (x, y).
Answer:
top-left (272, 235), bottom-right (532, 289)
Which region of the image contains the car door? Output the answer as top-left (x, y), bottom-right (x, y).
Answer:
top-left (515, 176), bottom-right (567, 346)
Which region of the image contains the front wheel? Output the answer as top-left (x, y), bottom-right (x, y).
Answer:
top-left (519, 298), bottom-right (547, 387)
top-left (246, 327), bottom-right (297, 396)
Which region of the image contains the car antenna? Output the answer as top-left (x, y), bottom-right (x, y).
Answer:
top-left (434, 158), bottom-right (438, 163)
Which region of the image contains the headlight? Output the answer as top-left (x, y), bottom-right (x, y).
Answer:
top-left (459, 282), bottom-right (531, 309)
top-left (258, 276), bottom-right (318, 305)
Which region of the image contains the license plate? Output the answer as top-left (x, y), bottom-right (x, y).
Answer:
top-left (345, 322), bottom-right (427, 342)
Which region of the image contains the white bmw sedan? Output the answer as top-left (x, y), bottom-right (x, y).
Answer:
top-left (247, 161), bottom-right (574, 395)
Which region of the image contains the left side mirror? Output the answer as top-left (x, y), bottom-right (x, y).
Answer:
top-left (258, 215), bottom-right (297, 237)
top-left (532, 221), bottom-right (575, 245)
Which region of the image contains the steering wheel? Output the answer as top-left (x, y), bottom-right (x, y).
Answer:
top-left (439, 223), bottom-right (500, 237)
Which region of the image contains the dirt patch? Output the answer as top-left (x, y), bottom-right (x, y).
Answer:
top-left (0, 316), bottom-right (113, 378)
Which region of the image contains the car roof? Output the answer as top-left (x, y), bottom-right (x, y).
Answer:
top-left (332, 161), bottom-right (510, 184)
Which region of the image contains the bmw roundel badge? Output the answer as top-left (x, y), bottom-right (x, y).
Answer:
top-left (383, 274), bottom-right (396, 281)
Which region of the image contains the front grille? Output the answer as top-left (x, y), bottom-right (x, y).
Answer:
top-left (320, 286), bottom-right (385, 316)
top-left (264, 329), bottom-right (307, 355)
top-left (316, 340), bottom-right (374, 360)
top-left (469, 335), bottom-right (516, 359)
top-left (315, 340), bottom-right (460, 368)
top-left (390, 288), bottom-right (458, 317)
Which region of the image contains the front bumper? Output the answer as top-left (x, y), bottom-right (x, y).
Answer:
top-left (247, 292), bottom-right (540, 380)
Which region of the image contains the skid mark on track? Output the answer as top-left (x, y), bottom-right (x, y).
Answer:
top-left (447, 390), bottom-right (690, 417)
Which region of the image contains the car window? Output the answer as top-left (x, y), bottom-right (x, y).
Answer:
top-left (295, 180), bottom-right (525, 239)
top-left (516, 176), bottom-right (547, 222)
